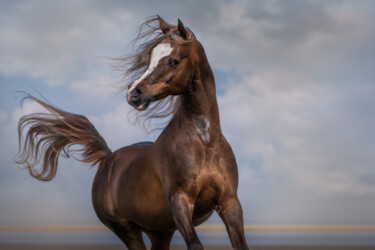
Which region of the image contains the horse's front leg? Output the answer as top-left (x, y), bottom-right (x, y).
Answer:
top-left (168, 192), bottom-right (203, 250)
top-left (217, 195), bottom-right (249, 250)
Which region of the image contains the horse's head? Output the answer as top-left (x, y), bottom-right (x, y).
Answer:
top-left (126, 17), bottom-right (198, 111)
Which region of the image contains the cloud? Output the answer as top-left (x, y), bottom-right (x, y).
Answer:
top-left (0, 110), bottom-right (7, 123)
top-left (89, 102), bottom-right (154, 150)
top-left (68, 67), bottom-right (120, 101)
top-left (218, 70), bottom-right (375, 222)
top-left (0, 98), bottom-right (152, 224)
top-left (0, 101), bottom-right (93, 224)
top-left (197, 1), bottom-right (375, 84)
top-left (1, 0), bottom-right (375, 226)
top-left (0, 1), bottom-right (136, 86)
top-left (2, 1), bottom-right (373, 97)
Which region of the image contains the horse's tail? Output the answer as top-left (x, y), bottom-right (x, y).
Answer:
top-left (15, 94), bottom-right (112, 181)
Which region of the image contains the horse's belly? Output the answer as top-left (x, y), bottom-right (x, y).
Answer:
top-left (129, 203), bottom-right (176, 231)
top-left (117, 174), bottom-right (176, 230)
top-left (118, 183), bottom-right (218, 230)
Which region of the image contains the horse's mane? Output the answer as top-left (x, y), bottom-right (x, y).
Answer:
top-left (112, 16), bottom-right (195, 132)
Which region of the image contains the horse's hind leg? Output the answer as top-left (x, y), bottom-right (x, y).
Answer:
top-left (145, 230), bottom-right (174, 250)
top-left (107, 219), bottom-right (147, 250)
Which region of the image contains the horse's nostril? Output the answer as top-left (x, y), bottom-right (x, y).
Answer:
top-left (130, 88), bottom-right (142, 97)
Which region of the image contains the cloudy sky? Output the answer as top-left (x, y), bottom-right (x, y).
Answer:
top-left (1, 0), bottom-right (375, 226)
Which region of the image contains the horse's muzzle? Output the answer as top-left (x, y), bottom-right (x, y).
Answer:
top-left (127, 87), bottom-right (151, 111)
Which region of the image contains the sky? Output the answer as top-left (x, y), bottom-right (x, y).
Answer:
top-left (0, 0), bottom-right (375, 226)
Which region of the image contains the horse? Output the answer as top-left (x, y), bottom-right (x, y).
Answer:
top-left (16, 16), bottom-right (249, 250)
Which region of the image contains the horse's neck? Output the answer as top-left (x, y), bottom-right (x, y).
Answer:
top-left (183, 77), bottom-right (219, 122)
top-left (174, 62), bottom-right (221, 143)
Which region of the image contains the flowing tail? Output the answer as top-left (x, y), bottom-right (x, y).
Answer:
top-left (15, 94), bottom-right (112, 181)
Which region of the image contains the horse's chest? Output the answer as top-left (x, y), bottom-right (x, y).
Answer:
top-left (169, 137), bottom-right (232, 195)
top-left (172, 149), bottom-right (220, 182)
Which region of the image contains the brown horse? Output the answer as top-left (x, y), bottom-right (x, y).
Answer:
top-left (16, 16), bottom-right (249, 250)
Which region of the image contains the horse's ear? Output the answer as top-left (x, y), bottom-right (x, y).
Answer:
top-left (158, 15), bottom-right (172, 34)
top-left (177, 18), bottom-right (188, 39)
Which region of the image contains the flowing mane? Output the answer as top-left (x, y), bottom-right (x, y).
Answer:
top-left (113, 16), bottom-right (195, 131)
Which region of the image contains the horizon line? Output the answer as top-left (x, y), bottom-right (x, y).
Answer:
top-left (1, 223), bottom-right (375, 232)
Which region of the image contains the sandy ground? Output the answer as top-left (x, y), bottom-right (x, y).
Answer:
top-left (1, 244), bottom-right (375, 250)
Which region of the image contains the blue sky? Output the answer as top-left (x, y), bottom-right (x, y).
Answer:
top-left (1, 0), bottom-right (375, 225)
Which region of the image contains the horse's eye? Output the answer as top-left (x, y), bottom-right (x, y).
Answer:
top-left (169, 59), bottom-right (180, 67)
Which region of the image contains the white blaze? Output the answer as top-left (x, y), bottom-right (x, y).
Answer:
top-left (128, 43), bottom-right (173, 94)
